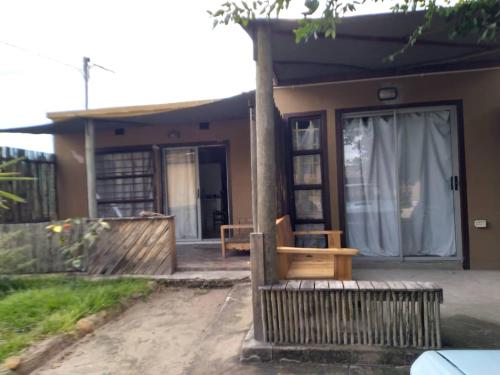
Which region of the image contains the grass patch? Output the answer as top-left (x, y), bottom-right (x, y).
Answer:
top-left (0, 275), bottom-right (151, 362)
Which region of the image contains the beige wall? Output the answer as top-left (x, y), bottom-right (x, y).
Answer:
top-left (54, 118), bottom-right (252, 225)
top-left (274, 69), bottom-right (500, 269)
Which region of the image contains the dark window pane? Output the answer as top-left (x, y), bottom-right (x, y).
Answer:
top-left (295, 223), bottom-right (327, 248)
top-left (291, 118), bottom-right (321, 151)
top-left (293, 155), bottom-right (321, 185)
top-left (294, 189), bottom-right (323, 220)
top-left (97, 201), bottom-right (154, 218)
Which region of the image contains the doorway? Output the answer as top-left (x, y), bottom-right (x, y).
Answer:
top-left (163, 145), bottom-right (229, 241)
top-left (341, 105), bottom-right (463, 260)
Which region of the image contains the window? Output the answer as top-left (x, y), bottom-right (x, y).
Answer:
top-left (288, 115), bottom-right (329, 247)
top-left (95, 150), bottom-right (155, 217)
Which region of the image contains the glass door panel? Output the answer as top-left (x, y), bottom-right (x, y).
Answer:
top-left (164, 147), bottom-right (199, 240)
top-left (342, 107), bottom-right (461, 259)
top-left (397, 110), bottom-right (456, 257)
top-left (343, 115), bottom-right (400, 257)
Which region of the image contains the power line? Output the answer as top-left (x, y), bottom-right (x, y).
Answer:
top-left (0, 40), bottom-right (81, 72)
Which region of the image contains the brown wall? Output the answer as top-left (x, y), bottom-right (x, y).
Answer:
top-left (54, 118), bottom-right (252, 225)
top-left (274, 69), bottom-right (500, 269)
top-left (54, 69), bottom-right (500, 269)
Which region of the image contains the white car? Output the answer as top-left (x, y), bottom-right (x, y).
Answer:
top-left (411, 350), bottom-right (500, 375)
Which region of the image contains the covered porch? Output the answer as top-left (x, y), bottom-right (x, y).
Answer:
top-left (245, 10), bottom-right (500, 349)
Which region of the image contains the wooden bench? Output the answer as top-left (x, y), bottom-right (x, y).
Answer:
top-left (220, 224), bottom-right (253, 258)
top-left (276, 215), bottom-right (359, 280)
top-left (260, 280), bottom-right (443, 348)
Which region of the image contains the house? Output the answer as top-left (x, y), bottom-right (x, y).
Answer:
top-left (5, 11), bottom-right (500, 271)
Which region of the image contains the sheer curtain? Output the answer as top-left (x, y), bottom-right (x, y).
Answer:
top-left (343, 109), bottom-right (456, 258)
top-left (398, 111), bottom-right (456, 257)
top-left (343, 115), bottom-right (400, 256)
top-left (165, 148), bottom-right (198, 240)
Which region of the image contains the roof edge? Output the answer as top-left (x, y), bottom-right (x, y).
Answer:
top-left (47, 99), bottom-right (216, 121)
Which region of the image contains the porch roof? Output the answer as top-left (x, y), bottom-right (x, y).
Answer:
top-left (2, 91), bottom-right (253, 134)
top-left (245, 11), bottom-right (500, 86)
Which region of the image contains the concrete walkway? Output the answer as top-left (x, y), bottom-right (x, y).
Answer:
top-left (33, 270), bottom-right (500, 374)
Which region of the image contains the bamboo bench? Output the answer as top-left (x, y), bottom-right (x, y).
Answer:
top-left (260, 280), bottom-right (443, 349)
top-left (276, 215), bottom-right (359, 280)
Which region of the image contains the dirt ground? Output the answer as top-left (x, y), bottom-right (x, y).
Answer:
top-left (33, 270), bottom-right (500, 375)
top-left (33, 284), bottom-right (357, 375)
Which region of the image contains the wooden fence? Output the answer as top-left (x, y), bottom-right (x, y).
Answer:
top-left (0, 147), bottom-right (57, 223)
top-left (88, 217), bottom-right (176, 275)
top-left (0, 217), bottom-right (176, 275)
top-left (260, 280), bottom-right (443, 349)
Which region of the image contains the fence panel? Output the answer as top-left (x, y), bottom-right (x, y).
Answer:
top-left (0, 147), bottom-right (57, 223)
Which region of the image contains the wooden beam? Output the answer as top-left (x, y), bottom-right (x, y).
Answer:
top-left (255, 23), bottom-right (277, 284)
top-left (85, 119), bottom-right (97, 218)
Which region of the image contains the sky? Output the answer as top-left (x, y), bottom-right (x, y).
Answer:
top-left (0, 0), bottom-right (393, 153)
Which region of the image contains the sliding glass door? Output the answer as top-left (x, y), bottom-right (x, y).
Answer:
top-left (164, 147), bottom-right (200, 240)
top-left (163, 145), bottom-right (230, 241)
top-left (342, 106), bottom-right (462, 260)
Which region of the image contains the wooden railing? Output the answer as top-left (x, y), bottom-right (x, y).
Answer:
top-left (260, 280), bottom-right (443, 349)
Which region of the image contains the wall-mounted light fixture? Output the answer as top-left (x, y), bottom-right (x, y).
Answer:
top-left (377, 87), bottom-right (398, 101)
top-left (168, 130), bottom-right (180, 139)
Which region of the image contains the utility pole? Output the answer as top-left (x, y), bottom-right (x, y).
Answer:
top-left (83, 56), bottom-right (97, 218)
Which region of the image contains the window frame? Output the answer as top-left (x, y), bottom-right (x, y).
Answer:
top-left (95, 147), bottom-right (156, 217)
top-left (285, 111), bottom-right (331, 231)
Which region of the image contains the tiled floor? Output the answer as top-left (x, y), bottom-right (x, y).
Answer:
top-left (176, 242), bottom-right (250, 271)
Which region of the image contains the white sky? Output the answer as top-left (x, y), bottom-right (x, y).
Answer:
top-left (0, 0), bottom-right (394, 153)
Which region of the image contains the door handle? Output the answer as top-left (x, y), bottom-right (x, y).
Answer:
top-left (454, 176), bottom-right (459, 191)
top-left (450, 176), bottom-right (459, 191)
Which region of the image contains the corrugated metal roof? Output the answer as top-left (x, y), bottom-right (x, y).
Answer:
top-left (245, 11), bottom-right (500, 86)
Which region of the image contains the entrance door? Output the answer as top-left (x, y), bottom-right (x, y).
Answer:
top-left (342, 106), bottom-right (462, 260)
top-left (163, 145), bottom-right (229, 241)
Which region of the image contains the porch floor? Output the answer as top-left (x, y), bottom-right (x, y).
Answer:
top-left (176, 242), bottom-right (250, 271)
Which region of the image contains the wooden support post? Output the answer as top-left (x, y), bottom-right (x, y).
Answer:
top-left (249, 104), bottom-right (258, 230)
top-left (255, 23), bottom-right (277, 285)
top-left (251, 233), bottom-right (265, 341)
top-left (85, 119), bottom-right (97, 218)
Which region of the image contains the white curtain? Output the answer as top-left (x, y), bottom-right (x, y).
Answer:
top-left (344, 115), bottom-right (400, 256)
top-left (343, 110), bottom-right (456, 257)
top-left (292, 119), bottom-right (320, 151)
top-left (398, 111), bottom-right (456, 257)
top-left (165, 148), bottom-right (198, 240)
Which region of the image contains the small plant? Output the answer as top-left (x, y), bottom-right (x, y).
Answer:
top-left (46, 218), bottom-right (110, 271)
top-left (0, 231), bottom-right (35, 274)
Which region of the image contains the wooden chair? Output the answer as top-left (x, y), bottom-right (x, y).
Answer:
top-left (220, 224), bottom-right (253, 258)
top-left (276, 215), bottom-right (359, 280)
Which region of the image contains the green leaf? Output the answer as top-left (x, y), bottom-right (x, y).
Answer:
top-left (0, 177), bottom-right (35, 181)
top-left (0, 156), bottom-right (26, 171)
top-left (0, 190), bottom-right (26, 203)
